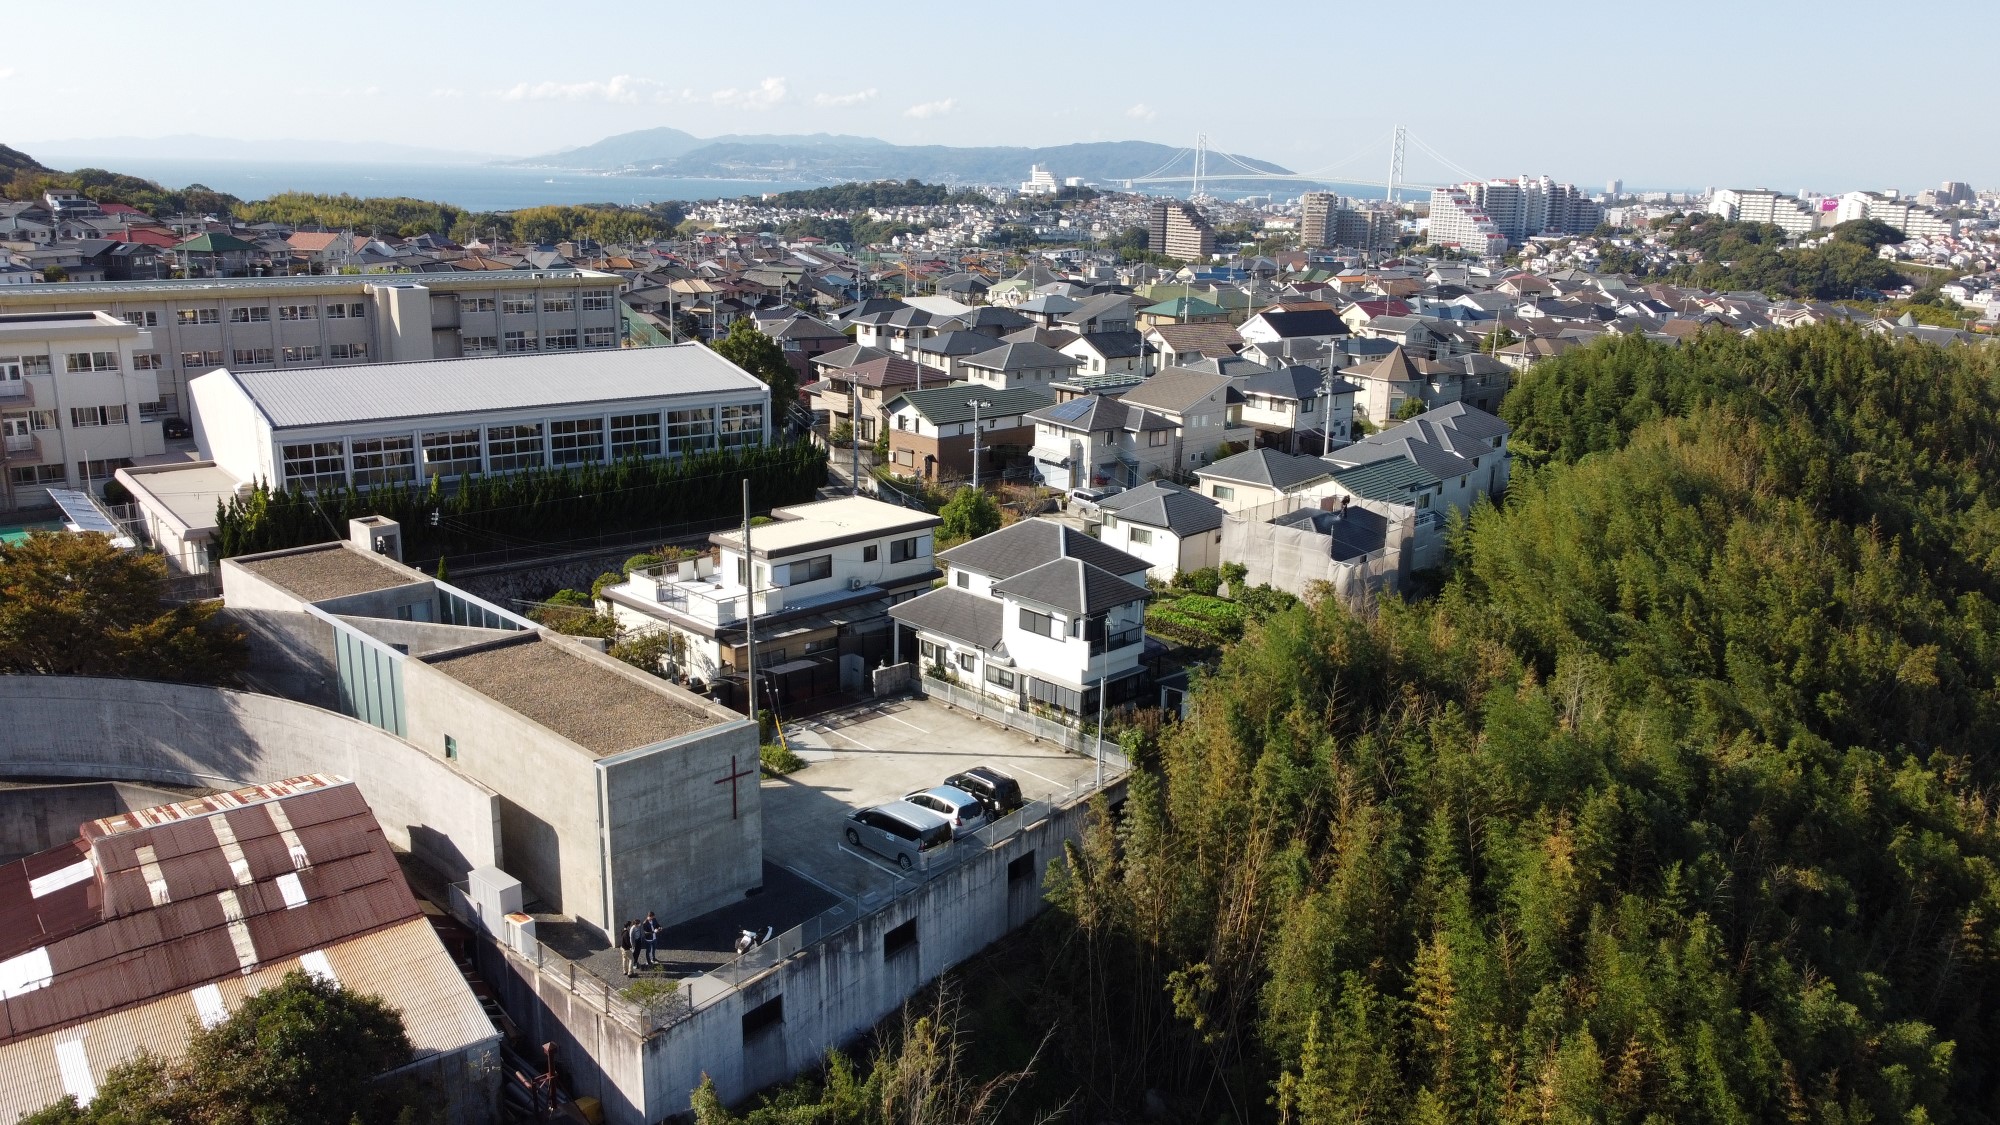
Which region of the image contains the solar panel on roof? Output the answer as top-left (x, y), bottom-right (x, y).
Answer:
top-left (1047, 398), bottom-right (1096, 422)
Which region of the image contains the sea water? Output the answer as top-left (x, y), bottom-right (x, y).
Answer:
top-left (59, 157), bottom-right (817, 210)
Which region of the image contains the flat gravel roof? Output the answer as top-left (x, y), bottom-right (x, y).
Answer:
top-left (236, 544), bottom-right (420, 602)
top-left (428, 638), bottom-right (715, 756)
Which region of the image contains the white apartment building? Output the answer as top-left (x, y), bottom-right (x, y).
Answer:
top-left (187, 343), bottom-right (769, 495)
top-left (604, 495), bottom-right (941, 692)
top-left (0, 269), bottom-right (624, 417)
top-left (1, 311), bottom-right (167, 511)
top-left (1833, 191), bottom-right (1956, 239)
top-left (890, 519), bottom-right (1152, 716)
top-left (1426, 189), bottom-right (1508, 257)
top-left (1708, 189), bottom-right (1822, 237)
top-left (1459, 176), bottom-right (1603, 242)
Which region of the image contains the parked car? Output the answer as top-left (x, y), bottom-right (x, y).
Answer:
top-left (162, 417), bottom-right (193, 439)
top-left (942, 767), bottom-right (1023, 817)
top-left (902, 785), bottom-right (989, 834)
top-left (1067, 485), bottom-right (1122, 512)
top-left (844, 800), bottom-right (951, 869)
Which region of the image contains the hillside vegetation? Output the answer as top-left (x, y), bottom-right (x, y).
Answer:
top-left (1017, 324), bottom-right (2000, 1123)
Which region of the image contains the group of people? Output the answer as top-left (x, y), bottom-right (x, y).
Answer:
top-left (617, 912), bottom-right (662, 975)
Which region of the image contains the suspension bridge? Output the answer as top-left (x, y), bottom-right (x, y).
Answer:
top-left (1117, 125), bottom-right (1480, 202)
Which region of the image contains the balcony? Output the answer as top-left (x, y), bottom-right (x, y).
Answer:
top-left (0, 381), bottom-right (33, 405)
top-left (2, 433), bottom-right (41, 464)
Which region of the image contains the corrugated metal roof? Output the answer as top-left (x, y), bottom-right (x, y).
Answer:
top-left (218, 342), bottom-right (766, 430)
top-left (0, 918), bottom-right (495, 1125)
top-left (0, 778), bottom-right (428, 1050)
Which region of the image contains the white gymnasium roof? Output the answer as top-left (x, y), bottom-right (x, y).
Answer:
top-left (216, 343), bottom-right (767, 430)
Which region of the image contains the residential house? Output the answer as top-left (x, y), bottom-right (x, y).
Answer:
top-left (759, 312), bottom-right (849, 382)
top-left (910, 330), bottom-right (996, 383)
top-left (1145, 321), bottom-right (1242, 368)
top-left (1233, 363), bottom-right (1359, 454)
top-left (1058, 329), bottom-right (1149, 378)
top-left (1115, 367), bottom-right (1250, 476)
top-left (1137, 295), bottom-right (1229, 329)
top-left (1094, 480), bottom-right (1224, 581)
top-left (1027, 394), bottom-right (1174, 491)
top-left (1194, 447), bottom-right (1334, 513)
top-left (1237, 307), bottom-right (1349, 350)
top-left (890, 519), bottom-right (1153, 715)
top-left (605, 495), bottom-right (940, 697)
top-left (1056, 293), bottom-right (1142, 336)
top-left (813, 354), bottom-right (931, 443)
top-left (959, 340), bottom-right (1081, 391)
top-left (1324, 401), bottom-right (1512, 518)
top-left (883, 384), bottom-right (1049, 483)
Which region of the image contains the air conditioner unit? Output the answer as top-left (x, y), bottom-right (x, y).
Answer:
top-left (503, 912), bottom-right (538, 958)
top-left (848, 577), bottom-right (865, 591)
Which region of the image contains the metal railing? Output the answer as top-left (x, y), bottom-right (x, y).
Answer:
top-left (917, 676), bottom-right (1131, 771)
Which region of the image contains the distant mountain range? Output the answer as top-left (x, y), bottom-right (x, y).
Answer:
top-left (513, 127), bottom-right (1293, 186)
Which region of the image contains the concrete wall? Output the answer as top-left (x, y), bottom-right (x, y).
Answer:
top-left (472, 792), bottom-right (1096, 1125)
top-left (601, 720), bottom-right (762, 935)
top-left (0, 676), bottom-right (503, 881)
top-left (0, 781), bottom-right (194, 862)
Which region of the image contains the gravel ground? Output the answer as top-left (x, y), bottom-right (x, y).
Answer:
top-left (429, 639), bottom-right (713, 755)
top-left (236, 545), bottom-right (418, 601)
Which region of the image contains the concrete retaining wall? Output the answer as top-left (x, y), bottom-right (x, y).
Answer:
top-left (0, 781), bottom-right (196, 862)
top-left (0, 676), bottom-right (503, 881)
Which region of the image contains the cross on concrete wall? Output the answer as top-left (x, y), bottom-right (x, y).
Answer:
top-left (713, 754), bottom-right (756, 819)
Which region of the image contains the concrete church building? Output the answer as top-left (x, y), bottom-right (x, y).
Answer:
top-left (218, 523), bottom-right (762, 936)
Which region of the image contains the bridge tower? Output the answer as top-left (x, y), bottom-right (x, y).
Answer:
top-left (1387, 123), bottom-right (1406, 207)
top-left (1193, 133), bottom-right (1207, 201)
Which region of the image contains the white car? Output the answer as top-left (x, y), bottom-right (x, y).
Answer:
top-left (1068, 485), bottom-right (1122, 512)
top-left (901, 785), bottom-right (990, 834)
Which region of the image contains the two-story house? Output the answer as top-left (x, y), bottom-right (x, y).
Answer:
top-left (1115, 368), bottom-right (1250, 477)
top-left (890, 519), bottom-right (1152, 716)
top-left (1324, 401), bottom-right (1511, 518)
top-left (959, 340), bottom-right (1081, 391)
top-left (604, 496), bottom-right (941, 704)
top-left (810, 354), bottom-right (929, 443)
top-left (1237, 307), bottom-right (1349, 351)
top-left (1194, 448), bottom-right (1335, 514)
top-left (1232, 363), bottom-right (1359, 454)
top-left (1058, 330), bottom-right (1150, 378)
top-left (883, 385), bottom-right (1050, 483)
top-left (1027, 393), bottom-right (1174, 491)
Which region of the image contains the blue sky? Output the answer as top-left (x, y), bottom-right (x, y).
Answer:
top-left (6, 0), bottom-right (1989, 193)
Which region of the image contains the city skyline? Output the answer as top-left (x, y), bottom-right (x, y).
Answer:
top-left (3, 0), bottom-right (1991, 194)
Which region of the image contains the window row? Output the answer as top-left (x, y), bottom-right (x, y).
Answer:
top-left (176, 303), bottom-right (364, 325)
top-left (7, 459), bottom-right (132, 490)
top-left (465, 292), bottom-right (614, 315)
top-left (277, 404), bottom-right (764, 491)
top-left (201, 344), bottom-right (367, 366)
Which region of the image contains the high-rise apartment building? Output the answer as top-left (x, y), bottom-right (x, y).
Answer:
top-left (1301, 193), bottom-right (1393, 251)
top-left (1425, 189), bottom-right (1507, 257)
top-left (1937, 181), bottom-right (1975, 207)
top-left (1149, 200), bottom-right (1217, 262)
top-left (1707, 189), bottom-right (1822, 237)
top-left (1457, 176), bottom-right (1604, 243)
top-left (0, 269), bottom-right (625, 418)
top-left (1833, 192), bottom-right (1955, 239)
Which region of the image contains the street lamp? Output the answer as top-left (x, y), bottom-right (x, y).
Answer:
top-left (966, 398), bottom-right (992, 487)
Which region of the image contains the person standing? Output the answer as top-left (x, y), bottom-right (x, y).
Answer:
top-left (642, 912), bottom-right (661, 969)
top-left (617, 919), bottom-right (635, 976)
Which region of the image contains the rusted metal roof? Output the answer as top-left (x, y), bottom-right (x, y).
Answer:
top-left (0, 775), bottom-right (425, 1048)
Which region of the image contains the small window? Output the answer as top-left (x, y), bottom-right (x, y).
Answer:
top-left (444, 735), bottom-right (458, 761)
top-left (985, 666), bottom-right (1016, 689)
top-left (863, 544), bottom-right (879, 562)
top-left (1008, 850), bottom-right (1036, 883)
top-left (955, 571), bottom-right (970, 589)
top-left (1211, 484), bottom-right (1235, 501)
top-left (741, 995), bottom-right (784, 1039)
top-left (883, 918), bottom-right (917, 959)
top-left (889, 536), bottom-right (921, 564)
top-left (785, 554), bottom-right (833, 585)
top-left (1129, 528), bottom-right (1153, 546)
top-left (957, 652), bottom-right (976, 672)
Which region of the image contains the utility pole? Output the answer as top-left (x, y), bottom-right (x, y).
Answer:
top-left (741, 479), bottom-right (756, 718)
top-left (967, 398), bottom-right (990, 488)
top-left (1320, 357), bottom-right (1336, 455)
top-left (849, 380), bottom-right (861, 496)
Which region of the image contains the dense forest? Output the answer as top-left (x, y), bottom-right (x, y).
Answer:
top-left (754, 179), bottom-right (990, 210)
top-left (1654, 216), bottom-right (1926, 300)
top-left (923, 324), bottom-right (2000, 1124)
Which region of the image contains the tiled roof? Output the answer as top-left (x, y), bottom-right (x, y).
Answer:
top-left (1327, 455), bottom-right (1442, 501)
top-left (992, 556), bottom-right (1145, 616)
top-left (938, 517), bottom-right (1147, 581)
top-left (1147, 321), bottom-right (1242, 356)
top-left (1119, 368), bottom-right (1233, 415)
top-left (888, 385), bottom-right (1050, 425)
top-left (1097, 481), bottom-right (1223, 536)
top-left (888, 587), bottom-right (1003, 648)
top-left (1199, 447), bottom-right (1334, 490)
top-left (963, 340), bottom-right (1080, 373)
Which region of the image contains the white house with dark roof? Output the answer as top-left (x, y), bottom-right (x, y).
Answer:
top-left (1324, 401), bottom-right (1511, 517)
top-left (1094, 480), bottom-right (1225, 580)
top-left (1026, 393), bottom-right (1175, 491)
top-left (1195, 447), bottom-right (1336, 513)
top-left (1116, 367), bottom-right (1252, 475)
top-left (959, 339), bottom-right (1081, 391)
top-left (890, 518), bottom-right (1152, 715)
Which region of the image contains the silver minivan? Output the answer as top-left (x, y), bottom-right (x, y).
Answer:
top-left (844, 800), bottom-right (951, 870)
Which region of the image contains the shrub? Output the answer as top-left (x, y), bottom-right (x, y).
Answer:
top-left (1173, 566), bottom-right (1222, 595)
top-left (623, 553), bottom-right (665, 575)
top-left (760, 742), bottom-right (806, 775)
top-left (591, 570), bottom-right (624, 601)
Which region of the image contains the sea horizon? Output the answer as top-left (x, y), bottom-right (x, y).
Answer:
top-left (49, 156), bottom-right (822, 211)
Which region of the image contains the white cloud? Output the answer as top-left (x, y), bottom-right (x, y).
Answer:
top-left (493, 75), bottom-right (659, 104)
top-left (430, 87), bottom-right (465, 99)
top-left (814, 88), bottom-right (877, 108)
top-left (1125, 102), bottom-right (1156, 121)
top-left (708, 76), bottom-right (787, 110)
top-left (0, 68), bottom-right (15, 81)
top-left (903, 98), bottom-right (955, 119)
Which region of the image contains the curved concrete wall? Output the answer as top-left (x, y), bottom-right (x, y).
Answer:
top-left (0, 676), bottom-right (501, 880)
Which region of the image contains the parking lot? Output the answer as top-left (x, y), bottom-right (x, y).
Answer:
top-left (765, 695), bottom-right (1107, 899)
